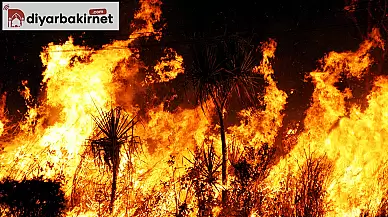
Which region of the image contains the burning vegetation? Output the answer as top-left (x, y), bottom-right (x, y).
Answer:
top-left (1, 0), bottom-right (388, 216)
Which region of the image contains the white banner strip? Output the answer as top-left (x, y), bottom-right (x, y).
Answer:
top-left (2, 2), bottom-right (119, 30)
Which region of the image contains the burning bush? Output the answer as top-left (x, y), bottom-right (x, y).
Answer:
top-left (294, 155), bottom-right (333, 217)
top-left (227, 142), bottom-right (276, 216)
top-left (186, 140), bottom-right (222, 217)
top-left (260, 153), bottom-right (333, 217)
top-left (0, 176), bottom-right (66, 217)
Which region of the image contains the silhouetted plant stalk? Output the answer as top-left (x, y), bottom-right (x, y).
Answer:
top-left (185, 139), bottom-right (221, 217)
top-left (122, 125), bottom-right (141, 216)
top-left (69, 148), bottom-right (89, 209)
top-left (228, 141), bottom-right (276, 216)
top-left (187, 35), bottom-right (260, 206)
top-left (132, 178), bottom-right (167, 217)
top-left (89, 106), bottom-right (139, 214)
top-left (294, 152), bottom-right (333, 217)
top-left (360, 163), bottom-right (388, 217)
top-left (258, 150), bottom-right (332, 217)
top-left (173, 160), bottom-right (192, 216)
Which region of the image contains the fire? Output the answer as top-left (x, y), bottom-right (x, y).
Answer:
top-left (145, 48), bottom-right (184, 84)
top-left (262, 28), bottom-right (387, 216)
top-left (0, 93), bottom-right (7, 137)
top-left (2, 0), bottom-right (388, 216)
top-left (0, 121), bottom-right (3, 137)
top-left (131, 0), bottom-right (163, 39)
top-left (0, 0), bottom-right (168, 215)
top-left (230, 39), bottom-right (287, 149)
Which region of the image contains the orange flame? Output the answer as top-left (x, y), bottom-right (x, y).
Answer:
top-left (131, 0), bottom-right (163, 40)
top-left (264, 28), bottom-right (386, 217)
top-left (230, 39), bottom-right (287, 149)
top-left (146, 48), bottom-right (184, 84)
top-left (1, 0), bottom-right (388, 216)
top-left (0, 93), bottom-right (7, 137)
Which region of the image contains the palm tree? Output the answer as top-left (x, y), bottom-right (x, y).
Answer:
top-left (90, 106), bottom-right (139, 213)
top-left (186, 35), bottom-right (260, 205)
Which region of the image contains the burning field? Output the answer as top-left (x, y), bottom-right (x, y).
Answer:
top-left (1, 0), bottom-right (388, 216)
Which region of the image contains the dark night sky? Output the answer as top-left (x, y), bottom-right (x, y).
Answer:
top-left (0, 0), bottom-right (368, 121)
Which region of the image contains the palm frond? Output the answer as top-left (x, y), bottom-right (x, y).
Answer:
top-left (90, 106), bottom-right (138, 170)
top-left (223, 36), bottom-right (261, 105)
top-left (89, 106), bottom-right (140, 213)
top-left (190, 44), bottom-right (225, 109)
top-left (187, 140), bottom-right (222, 190)
top-left (187, 36), bottom-right (261, 110)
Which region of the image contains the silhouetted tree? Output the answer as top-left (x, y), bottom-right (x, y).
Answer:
top-left (90, 106), bottom-right (139, 213)
top-left (0, 177), bottom-right (66, 217)
top-left (187, 35), bottom-right (260, 206)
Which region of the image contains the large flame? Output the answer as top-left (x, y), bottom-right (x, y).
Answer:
top-left (1, 1), bottom-right (388, 216)
top-left (262, 29), bottom-right (387, 217)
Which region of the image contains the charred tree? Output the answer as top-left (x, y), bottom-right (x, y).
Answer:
top-left (187, 35), bottom-right (260, 206)
top-left (90, 106), bottom-right (139, 213)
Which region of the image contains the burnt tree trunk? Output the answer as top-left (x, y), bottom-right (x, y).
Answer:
top-left (109, 140), bottom-right (120, 214)
top-left (110, 167), bottom-right (118, 213)
top-left (217, 108), bottom-right (228, 206)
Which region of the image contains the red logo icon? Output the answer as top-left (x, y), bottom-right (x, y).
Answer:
top-left (3, 4), bottom-right (25, 28)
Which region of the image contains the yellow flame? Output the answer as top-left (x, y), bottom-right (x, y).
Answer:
top-left (230, 39), bottom-right (287, 148)
top-left (0, 121), bottom-right (3, 137)
top-left (263, 28), bottom-right (387, 217)
top-left (1, 0), bottom-right (388, 216)
top-left (145, 48), bottom-right (184, 84)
